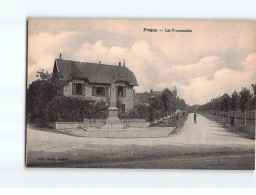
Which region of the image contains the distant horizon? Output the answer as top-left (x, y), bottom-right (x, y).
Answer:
top-left (27, 19), bottom-right (256, 105)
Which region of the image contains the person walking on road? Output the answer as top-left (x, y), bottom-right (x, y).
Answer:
top-left (194, 113), bottom-right (197, 124)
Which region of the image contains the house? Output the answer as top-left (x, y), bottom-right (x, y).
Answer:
top-left (134, 89), bottom-right (163, 106)
top-left (53, 56), bottom-right (138, 111)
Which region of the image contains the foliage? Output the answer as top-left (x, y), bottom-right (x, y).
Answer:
top-left (239, 87), bottom-right (252, 111)
top-left (162, 88), bottom-right (175, 114)
top-left (146, 87), bottom-right (186, 122)
top-left (47, 96), bottom-right (108, 122)
top-left (198, 85), bottom-right (255, 113)
top-left (230, 91), bottom-right (240, 110)
top-left (118, 104), bottom-right (150, 120)
top-left (26, 80), bottom-right (56, 126)
top-left (36, 69), bottom-right (52, 82)
top-left (27, 68), bottom-right (67, 126)
top-left (149, 96), bottom-right (165, 122)
top-left (179, 99), bottom-right (187, 110)
top-left (251, 84), bottom-right (256, 107)
top-left (220, 93), bottom-right (231, 112)
top-left (251, 84), bottom-right (256, 96)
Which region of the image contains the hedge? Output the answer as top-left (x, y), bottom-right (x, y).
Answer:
top-left (47, 96), bottom-right (108, 122)
top-left (118, 104), bottom-right (151, 121)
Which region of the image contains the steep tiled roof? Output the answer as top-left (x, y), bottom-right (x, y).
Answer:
top-left (54, 59), bottom-right (138, 86)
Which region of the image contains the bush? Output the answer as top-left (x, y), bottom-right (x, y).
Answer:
top-left (118, 104), bottom-right (150, 120)
top-left (47, 96), bottom-right (108, 122)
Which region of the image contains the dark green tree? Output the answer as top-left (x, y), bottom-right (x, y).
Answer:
top-left (149, 96), bottom-right (164, 122)
top-left (36, 68), bottom-right (52, 82)
top-left (180, 99), bottom-right (187, 110)
top-left (251, 84), bottom-right (256, 107)
top-left (220, 93), bottom-right (231, 112)
top-left (251, 84), bottom-right (256, 96)
top-left (161, 88), bottom-right (177, 124)
top-left (239, 87), bottom-right (252, 112)
top-left (27, 80), bottom-right (56, 126)
top-left (230, 91), bottom-right (240, 111)
top-left (26, 68), bottom-right (66, 126)
top-left (239, 87), bottom-right (252, 126)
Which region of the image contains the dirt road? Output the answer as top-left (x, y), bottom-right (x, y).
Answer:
top-left (26, 114), bottom-right (255, 169)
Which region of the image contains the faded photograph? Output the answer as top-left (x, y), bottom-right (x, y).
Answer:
top-left (26, 19), bottom-right (256, 169)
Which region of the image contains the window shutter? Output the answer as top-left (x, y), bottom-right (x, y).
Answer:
top-left (105, 87), bottom-right (109, 97)
top-left (123, 86), bottom-right (126, 97)
top-left (92, 87), bottom-right (96, 96)
top-left (82, 83), bottom-right (85, 96)
top-left (72, 82), bottom-right (76, 95)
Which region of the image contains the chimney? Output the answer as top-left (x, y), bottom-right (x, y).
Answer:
top-left (119, 62), bottom-right (121, 67)
top-left (123, 59), bottom-right (126, 67)
top-left (59, 53), bottom-right (62, 59)
top-left (99, 61), bottom-right (101, 64)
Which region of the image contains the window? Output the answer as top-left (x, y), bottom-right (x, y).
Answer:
top-left (96, 87), bottom-right (105, 96)
top-left (117, 86), bottom-right (124, 97)
top-left (75, 83), bottom-right (82, 95)
top-left (92, 86), bottom-right (109, 97)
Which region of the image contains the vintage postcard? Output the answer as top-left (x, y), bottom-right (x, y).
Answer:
top-left (26, 19), bottom-right (256, 169)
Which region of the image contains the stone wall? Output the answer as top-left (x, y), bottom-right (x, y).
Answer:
top-left (54, 122), bottom-right (83, 130)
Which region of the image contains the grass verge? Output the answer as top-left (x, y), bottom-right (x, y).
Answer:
top-left (200, 113), bottom-right (255, 140)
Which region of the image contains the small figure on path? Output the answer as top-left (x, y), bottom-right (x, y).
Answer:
top-left (194, 113), bottom-right (197, 124)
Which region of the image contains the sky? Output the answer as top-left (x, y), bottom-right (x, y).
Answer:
top-left (27, 19), bottom-right (256, 105)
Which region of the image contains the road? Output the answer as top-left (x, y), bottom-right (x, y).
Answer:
top-left (26, 114), bottom-right (255, 169)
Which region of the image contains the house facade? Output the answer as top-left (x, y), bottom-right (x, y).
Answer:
top-left (53, 57), bottom-right (138, 111)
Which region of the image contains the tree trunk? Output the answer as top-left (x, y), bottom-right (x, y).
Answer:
top-left (244, 108), bottom-right (247, 126)
top-left (235, 110), bottom-right (236, 125)
top-left (166, 111), bottom-right (168, 125)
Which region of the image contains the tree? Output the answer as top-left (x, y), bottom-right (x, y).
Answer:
top-left (239, 87), bottom-right (252, 112)
top-left (161, 88), bottom-right (177, 124)
top-left (230, 91), bottom-right (240, 111)
top-left (251, 84), bottom-right (256, 96)
top-left (220, 93), bottom-right (231, 121)
top-left (161, 88), bottom-right (172, 116)
top-left (239, 87), bottom-right (252, 126)
top-left (180, 99), bottom-right (187, 110)
top-left (26, 68), bottom-right (66, 126)
top-left (230, 90), bottom-right (240, 124)
top-left (36, 69), bottom-right (52, 82)
top-left (149, 96), bottom-right (164, 122)
top-left (211, 97), bottom-right (221, 115)
top-left (27, 80), bottom-right (56, 126)
top-left (220, 93), bottom-right (231, 112)
top-left (162, 89), bottom-right (176, 111)
top-left (176, 96), bottom-right (181, 110)
top-left (251, 84), bottom-right (256, 107)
